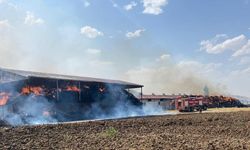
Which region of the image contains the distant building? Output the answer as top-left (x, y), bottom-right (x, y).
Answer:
top-left (141, 94), bottom-right (178, 110)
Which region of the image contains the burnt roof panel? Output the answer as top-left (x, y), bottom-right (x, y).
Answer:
top-left (0, 68), bottom-right (143, 88)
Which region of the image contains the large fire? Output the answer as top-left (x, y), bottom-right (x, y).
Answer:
top-left (223, 96), bottom-right (236, 101)
top-left (20, 85), bottom-right (81, 97)
top-left (65, 85), bottom-right (80, 92)
top-left (0, 92), bottom-right (9, 106)
top-left (21, 86), bottom-right (44, 96)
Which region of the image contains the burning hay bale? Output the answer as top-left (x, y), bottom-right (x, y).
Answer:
top-left (206, 96), bottom-right (246, 108)
top-left (0, 92), bottom-right (9, 106)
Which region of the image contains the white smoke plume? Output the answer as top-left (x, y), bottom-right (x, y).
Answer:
top-left (124, 54), bottom-right (226, 95)
top-left (1, 95), bottom-right (57, 126)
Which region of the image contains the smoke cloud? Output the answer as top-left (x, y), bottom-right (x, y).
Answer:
top-left (125, 54), bottom-right (226, 95)
top-left (83, 85), bottom-right (167, 120)
top-left (1, 95), bottom-right (57, 126)
top-left (0, 6), bottom-right (114, 79)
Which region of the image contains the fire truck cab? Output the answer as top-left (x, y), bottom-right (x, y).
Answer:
top-left (175, 96), bottom-right (208, 112)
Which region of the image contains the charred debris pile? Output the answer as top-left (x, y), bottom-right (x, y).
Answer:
top-left (0, 68), bottom-right (143, 125)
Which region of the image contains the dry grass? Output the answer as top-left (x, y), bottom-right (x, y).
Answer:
top-left (206, 107), bottom-right (250, 113)
top-left (169, 107), bottom-right (250, 114)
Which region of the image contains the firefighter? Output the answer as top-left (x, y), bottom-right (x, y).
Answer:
top-left (199, 105), bottom-right (202, 113)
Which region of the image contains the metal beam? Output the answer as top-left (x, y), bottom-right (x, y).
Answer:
top-left (56, 80), bottom-right (59, 100)
top-left (78, 81), bottom-right (81, 101)
top-left (141, 87), bottom-right (143, 101)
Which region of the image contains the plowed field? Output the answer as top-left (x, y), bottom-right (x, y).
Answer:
top-left (1, 111), bottom-right (250, 149)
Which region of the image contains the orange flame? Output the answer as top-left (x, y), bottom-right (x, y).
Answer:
top-left (0, 92), bottom-right (9, 106)
top-left (21, 87), bottom-right (30, 95)
top-left (65, 86), bottom-right (80, 92)
top-left (21, 86), bottom-right (43, 96)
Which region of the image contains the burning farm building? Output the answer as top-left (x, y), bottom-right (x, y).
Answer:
top-left (0, 68), bottom-right (143, 125)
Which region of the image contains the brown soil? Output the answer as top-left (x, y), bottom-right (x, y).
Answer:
top-left (1, 111), bottom-right (250, 150)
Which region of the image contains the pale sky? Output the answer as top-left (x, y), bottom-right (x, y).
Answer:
top-left (0, 0), bottom-right (250, 97)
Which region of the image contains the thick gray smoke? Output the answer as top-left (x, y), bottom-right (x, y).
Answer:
top-left (83, 85), bottom-right (167, 120)
top-left (1, 95), bottom-right (57, 126)
top-left (81, 84), bottom-right (168, 120)
top-left (0, 84), bottom-right (168, 126)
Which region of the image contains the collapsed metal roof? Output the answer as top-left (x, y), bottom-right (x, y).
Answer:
top-left (0, 68), bottom-right (143, 88)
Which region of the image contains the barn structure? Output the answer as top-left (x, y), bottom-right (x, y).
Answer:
top-left (141, 94), bottom-right (177, 110)
top-left (0, 67), bottom-right (143, 123)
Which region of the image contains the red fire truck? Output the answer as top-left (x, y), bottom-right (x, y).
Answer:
top-left (175, 96), bottom-right (208, 112)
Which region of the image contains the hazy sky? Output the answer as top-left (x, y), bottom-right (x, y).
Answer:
top-left (0, 0), bottom-right (250, 96)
